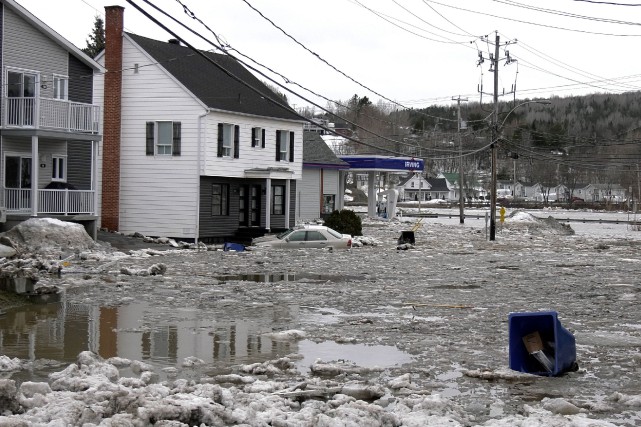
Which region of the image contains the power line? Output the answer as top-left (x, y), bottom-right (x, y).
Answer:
top-left (423, 0), bottom-right (641, 36)
top-left (132, 0), bottom-right (430, 156)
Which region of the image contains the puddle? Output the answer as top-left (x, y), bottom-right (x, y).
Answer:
top-left (294, 340), bottom-right (413, 373)
top-left (215, 273), bottom-right (363, 283)
top-left (0, 298), bottom-right (411, 384)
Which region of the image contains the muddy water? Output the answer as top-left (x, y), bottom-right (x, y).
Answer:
top-left (0, 294), bottom-right (412, 384)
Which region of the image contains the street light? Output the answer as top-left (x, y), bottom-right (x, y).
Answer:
top-left (489, 100), bottom-right (551, 241)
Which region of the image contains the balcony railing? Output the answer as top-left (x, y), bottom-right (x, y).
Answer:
top-left (4, 188), bottom-right (95, 215)
top-left (3, 96), bottom-right (100, 133)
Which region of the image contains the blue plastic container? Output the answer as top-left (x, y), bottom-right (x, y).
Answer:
top-left (223, 242), bottom-right (245, 252)
top-left (508, 311), bottom-right (576, 376)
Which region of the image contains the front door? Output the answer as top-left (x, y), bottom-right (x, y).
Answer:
top-left (4, 155), bottom-right (32, 210)
top-left (239, 185), bottom-right (262, 227)
top-left (249, 185), bottom-right (261, 227)
top-left (7, 71), bottom-right (37, 127)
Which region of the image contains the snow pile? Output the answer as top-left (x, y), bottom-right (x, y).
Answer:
top-left (509, 211), bottom-right (540, 222)
top-left (0, 356), bottom-right (22, 371)
top-left (0, 218), bottom-right (95, 255)
top-left (503, 210), bottom-right (575, 236)
top-left (352, 235), bottom-right (382, 247)
top-left (0, 352), bottom-right (624, 425)
top-left (120, 263), bottom-right (167, 276)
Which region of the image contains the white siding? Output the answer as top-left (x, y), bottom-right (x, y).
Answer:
top-left (203, 112), bottom-right (303, 180)
top-left (94, 57), bottom-right (104, 229)
top-left (100, 37), bottom-right (205, 238)
top-left (323, 170), bottom-right (339, 193)
top-left (299, 168), bottom-right (320, 221)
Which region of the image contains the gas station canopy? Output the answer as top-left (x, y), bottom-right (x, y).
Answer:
top-left (338, 155), bottom-right (424, 172)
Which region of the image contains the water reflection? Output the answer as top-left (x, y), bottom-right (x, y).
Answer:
top-left (0, 296), bottom-right (411, 384)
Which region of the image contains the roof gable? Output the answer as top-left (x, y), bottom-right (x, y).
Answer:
top-left (303, 132), bottom-right (349, 167)
top-left (3, 0), bottom-right (103, 71)
top-left (127, 33), bottom-right (300, 121)
top-left (426, 178), bottom-right (449, 192)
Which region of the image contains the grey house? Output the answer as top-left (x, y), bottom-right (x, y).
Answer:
top-left (299, 131), bottom-right (349, 221)
top-left (0, 0), bottom-right (103, 236)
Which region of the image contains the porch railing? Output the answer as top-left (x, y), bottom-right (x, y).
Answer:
top-left (3, 97), bottom-right (100, 134)
top-left (3, 188), bottom-right (95, 215)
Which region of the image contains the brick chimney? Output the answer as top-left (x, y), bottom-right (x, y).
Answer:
top-left (101, 6), bottom-right (124, 231)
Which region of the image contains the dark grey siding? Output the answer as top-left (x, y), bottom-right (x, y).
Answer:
top-left (68, 54), bottom-right (93, 104)
top-left (199, 177), bottom-right (243, 240)
top-left (289, 181), bottom-right (296, 228)
top-left (269, 179), bottom-right (296, 230)
top-left (199, 177), bottom-right (297, 240)
top-left (67, 141), bottom-right (92, 190)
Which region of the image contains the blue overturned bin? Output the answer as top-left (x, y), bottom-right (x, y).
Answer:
top-left (223, 242), bottom-right (245, 252)
top-left (508, 311), bottom-right (576, 376)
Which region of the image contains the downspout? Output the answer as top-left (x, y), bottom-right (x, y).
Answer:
top-left (195, 111), bottom-right (208, 246)
top-left (320, 169), bottom-right (324, 216)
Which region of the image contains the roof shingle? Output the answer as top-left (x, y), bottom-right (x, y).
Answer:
top-left (127, 33), bottom-right (301, 121)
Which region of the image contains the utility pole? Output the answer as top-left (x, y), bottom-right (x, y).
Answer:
top-left (489, 32), bottom-right (500, 241)
top-left (477, 31), bottom-right (517, 241)
top-left (453, 95), bottom-right (468, 224)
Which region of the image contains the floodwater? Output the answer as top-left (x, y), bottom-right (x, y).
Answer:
top-left (0, 294), bottom-right (412, 384)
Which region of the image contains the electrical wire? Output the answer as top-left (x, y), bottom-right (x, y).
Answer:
top-left (130, 0), bottom-right (434, 157)
top-left (422, 0), bottom-right (641, 36)
top-left (163, 0), bottom-right (478, 151)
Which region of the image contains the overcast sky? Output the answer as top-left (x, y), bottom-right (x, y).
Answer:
top-left (14, 0), bottom-right (641, 111)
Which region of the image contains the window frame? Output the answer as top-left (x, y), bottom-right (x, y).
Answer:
top-left (155, 121), bottom-right (174, 155)
top-left (211, 183), bottom-right (230, 216)
top-left (278, 131), bottom-right (288, 161)
top-left (53, 74), bottom-right (68, 100)
top-left (322, 194), bottom-right (335, 214)
top-left (51, 155), bottom-right (66, 182)
top-left (221, 123), bottom-right (234, 157)
top-left (252, 127), bottom-right (265, 148)
top-left (271, 185), bottom-right (285, 215)
top-left (146, 121), bottom-right (181, 156)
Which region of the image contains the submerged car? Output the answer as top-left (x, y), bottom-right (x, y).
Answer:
top-left (251, 225), bottom-right (352, 250)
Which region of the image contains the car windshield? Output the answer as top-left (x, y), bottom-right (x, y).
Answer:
top-left (276, 229), bottom-right (295, 240)
top-left (326, 228), bottom-right (342, 239)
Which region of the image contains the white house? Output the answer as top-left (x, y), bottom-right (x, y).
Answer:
top-left (97, 6), bottom-right (304, 242)
top-left (592, 184), bottom-right (626, 203)
top-left (398, 173), bottom-right (430, 201)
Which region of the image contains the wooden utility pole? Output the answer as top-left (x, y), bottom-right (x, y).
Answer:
top-left (489, 32), bottom-right (500, 241)
top-left (453, 96), bottom-right (468, 224)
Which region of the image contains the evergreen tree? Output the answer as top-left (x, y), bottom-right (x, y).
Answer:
top-left (82, 15), bottom-right (105, 58)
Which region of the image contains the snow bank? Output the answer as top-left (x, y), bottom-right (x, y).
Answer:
top-left (0, 218), bottom-right (95, 255)
top-left (0, 348), bottom-right (627, 425)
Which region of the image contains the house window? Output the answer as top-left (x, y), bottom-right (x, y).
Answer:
top-left (52, 156), bottom-right (66, 181)
top-left (53, 75), bottom-right (68, 100)
top-left (275, 130), bottom-right (294, 162)
top-left (156, 122), bottom-right (173, 155)
top-left (146, 121), bottom-right (181, 156)
top-left (272, 185), bottom-right (285, 215)
top-left (7, 70), bottom-right (37, 126)
top-left (5, 155), bottom-right (32, 188)
top-left (322, 194), bottom-right (335, 214)
top-left (212, 184), bottom-right (229, 216)
top-left (411, 182), bottom-right (415, 188)
top-left (222, 124), bottom-right (233, 157)
top-left (217, 123), bottom-right (239, 158)
top-left (252, 127), bottom-right (265, 148)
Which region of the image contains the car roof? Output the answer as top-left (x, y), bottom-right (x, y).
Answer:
top-left (295, 224), bottom-right (327, 230)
